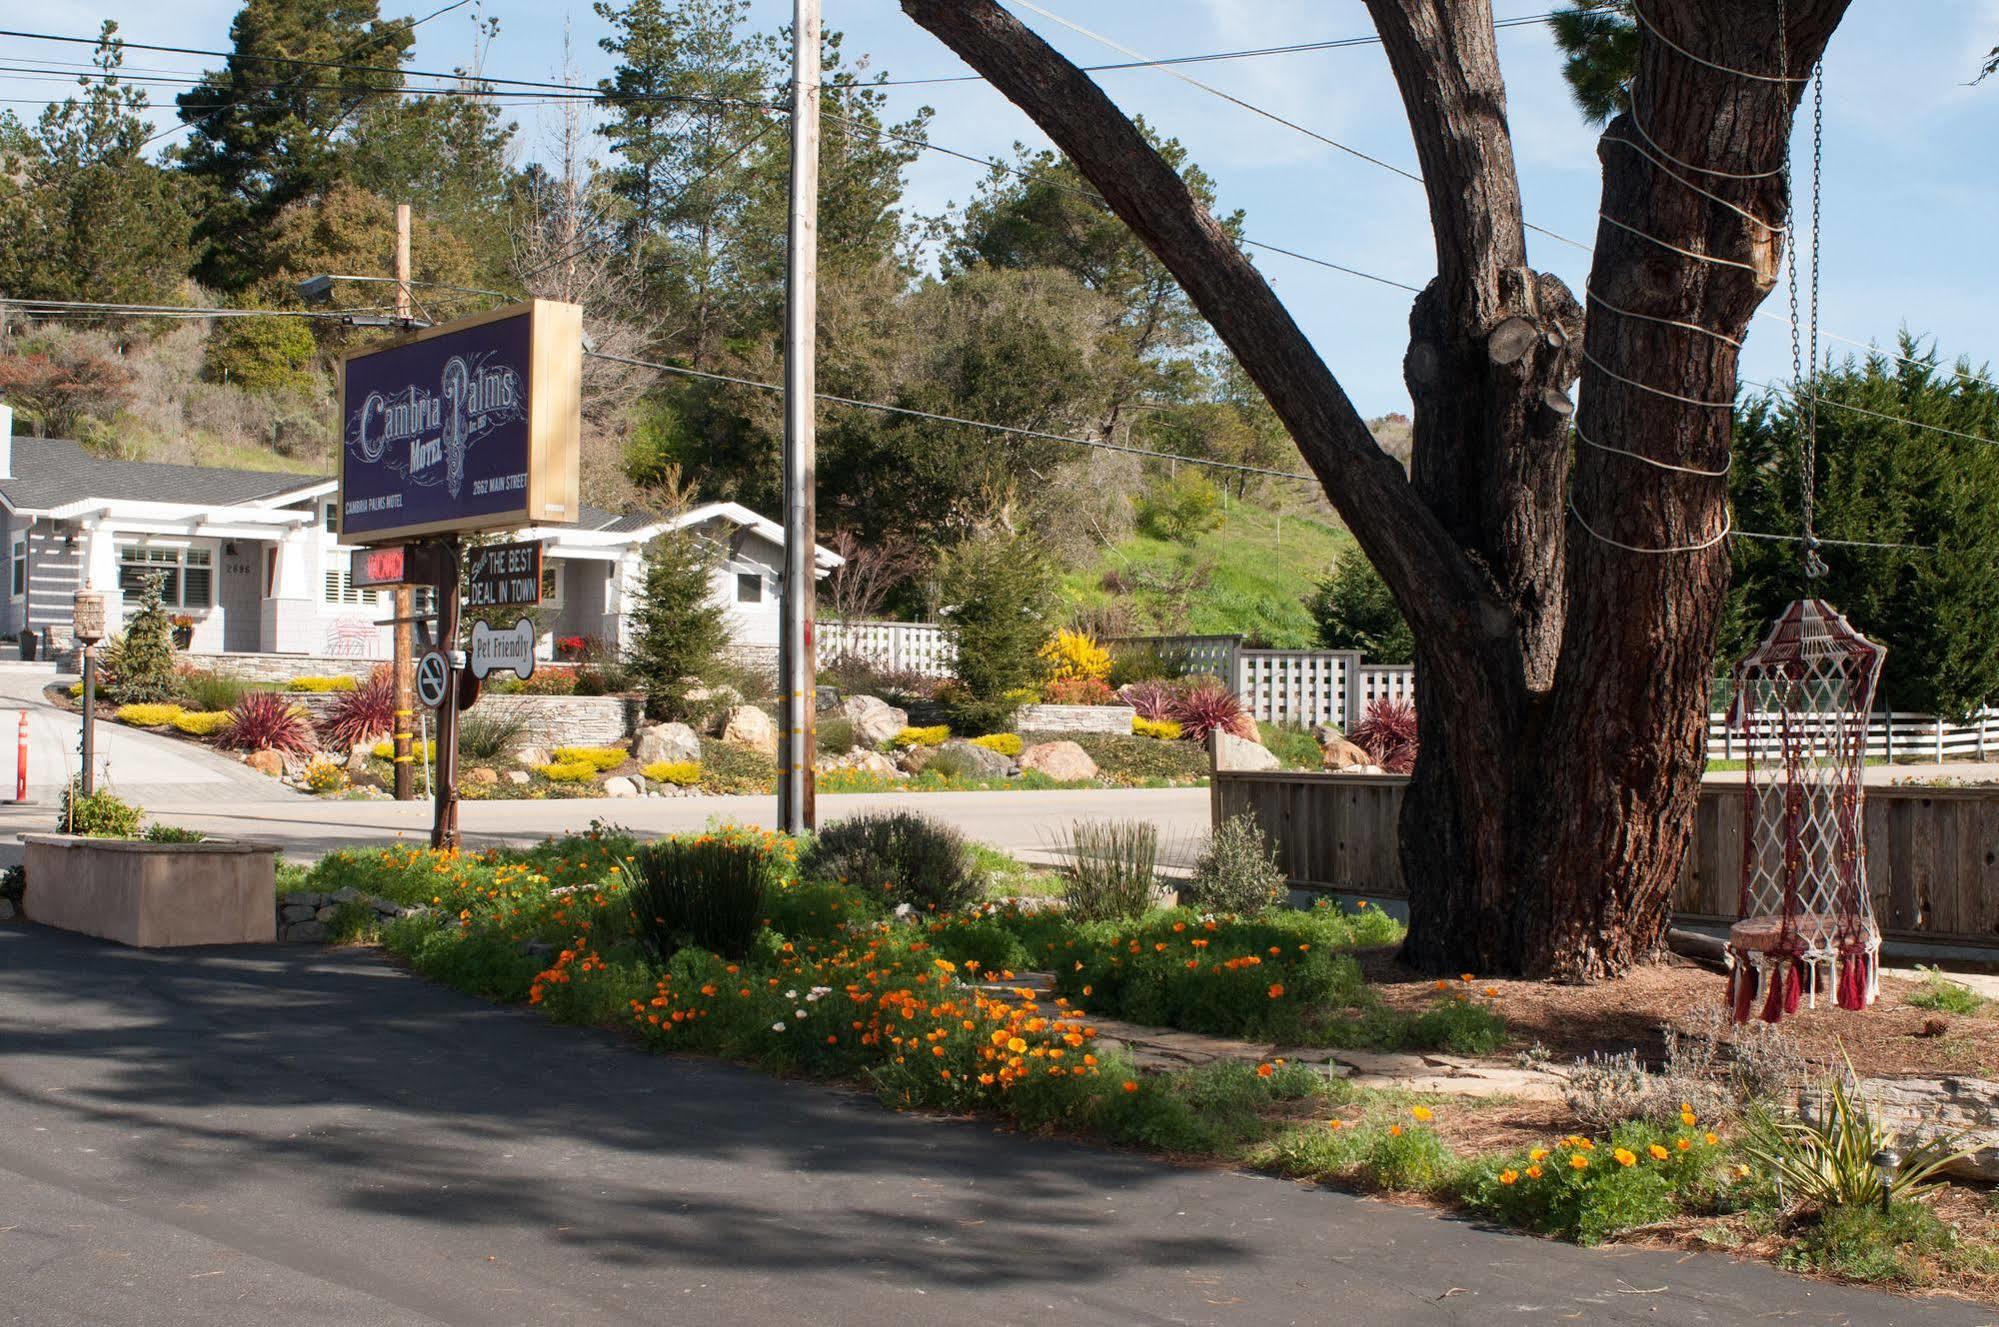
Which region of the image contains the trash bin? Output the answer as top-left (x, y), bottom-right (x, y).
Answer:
top-left (17, 631), bottom-right (35, 662)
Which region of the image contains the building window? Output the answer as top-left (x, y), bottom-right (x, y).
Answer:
top-left (324, 503), bottom-right (338, 533)
top-left (736, 572), bottom-right (763, 604)
top-left (540, 564), bottom-right (564, 609)
top-left (323, 567), bottom-right (380, 606)
top-left (118, 544), bottom-right (211, 608)
top-left (9, 535), bottom-right (23, 600)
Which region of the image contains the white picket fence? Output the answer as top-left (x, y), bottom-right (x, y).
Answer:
top-left (1708, 707), bottom-right (1999, 763)
top-left (816, 619), bottom-right (954, 677)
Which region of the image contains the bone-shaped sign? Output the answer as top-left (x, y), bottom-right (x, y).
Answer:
top-left (468, 617), bottom-right (538, 681)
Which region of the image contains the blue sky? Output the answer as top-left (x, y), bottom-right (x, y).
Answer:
top-left (3, 1), bottom-right (1995, 416)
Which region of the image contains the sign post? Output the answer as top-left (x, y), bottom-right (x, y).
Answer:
top-left (337, 301), bottom-right (581, 849)
top-left (72, 591), bottom-right (106, 799)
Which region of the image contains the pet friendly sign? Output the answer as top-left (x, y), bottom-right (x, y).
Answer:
top-left (469, 619), bottom-right (537, 681)
top-left (336, 301), bottom-right (583, 544)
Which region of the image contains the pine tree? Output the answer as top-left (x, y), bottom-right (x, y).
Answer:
top-left (1309, 555), bottom-right (1415, 664)
top-left (174, 0), bottom-right (414, 290)
top-left (106, 574), bottom-right (179, 704)
top-left (937, 528), bottom-right (1057, 713)
top-left (0, 23), bottom-right (191, 304)
top-left (627, 528), bottom-right (731, 721)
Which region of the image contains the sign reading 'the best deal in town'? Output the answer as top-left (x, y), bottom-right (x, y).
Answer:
top-left (336, 300), bottom-right (583, 544)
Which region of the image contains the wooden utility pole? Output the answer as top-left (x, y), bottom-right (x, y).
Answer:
top-left (391, 202), bottom-right (416, 801)
top-left (777, 0), bottom-right (820, 834)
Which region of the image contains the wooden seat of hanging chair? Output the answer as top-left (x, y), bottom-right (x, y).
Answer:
top-left (1727, 914), bottom-right (1869, 955)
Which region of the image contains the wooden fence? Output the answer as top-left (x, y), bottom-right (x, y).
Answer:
top-left (1211, 769), bottom-right (1999, 946)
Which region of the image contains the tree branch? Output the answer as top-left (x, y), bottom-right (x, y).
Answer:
top-left (899, 0), bottom-right (1500, 646)
top-left (1361, 0), bottom-right (1528, 325)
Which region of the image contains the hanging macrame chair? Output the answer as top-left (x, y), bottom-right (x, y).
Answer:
top-left (1724, 599), bottom-right (1886, 1024)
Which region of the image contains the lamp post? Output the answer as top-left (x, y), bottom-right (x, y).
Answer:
top-left (1871, 1145), bottom-right (1900, 1214)
top-left (71, 591), bottom-right (106, 800)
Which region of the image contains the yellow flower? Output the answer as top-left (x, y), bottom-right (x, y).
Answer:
top-left (1528, 1147), bottom-right (1549, 1163)
top-left (1680, 1111), bottom-right (1697, 1127)
top-left (1613, 1148), bottom-right (1637, 1167)
top-left (1411, 1105), bottom-right (1433, 1123)
top-left (1704, 1132), bottom-right (1719, 1146)
top-left (1647, 1144), bottom-right (1670, 1161)
top-left (1676, 1137), bottom-right (1692, 1152)
top-left (1569, 1153), bottom-right (1590, 1170)
top-left (1006, 1037), bottom-right (1028, 1054)
top-left (1498, 1169), bottom-right (1519, 1186)
top-left (1524, 1165), bottom-right (1543, 1180)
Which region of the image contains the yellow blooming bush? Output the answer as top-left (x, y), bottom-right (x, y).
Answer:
top-left (538, 760), bottom-right (599, 784)
top-left (890, 725), bottom-right (951, 748)
top-left (115, 702), bottom-right (184, 727)
top-left (371, 738), bottom-right (435, 761)
top-left (551, 745), bottom-right (628, 772)
top-left (1132, 716), bottom-right (1183, 741)
top-left (969, 733), bottom-right (1022, 757)
top-left (286, 675), bottom-right (358, 692)
top-left (171, 710), bottom-right (234, 738)
top-left (302, 758), bottom-right (350, 794)
top-left (642, 760), bottom-right (702, 787)
top-left (1038, 628), bottom-right (1111, 683)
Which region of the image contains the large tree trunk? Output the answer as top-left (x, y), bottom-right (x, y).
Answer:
top-left (902, 0), bottom-right (1849, 978)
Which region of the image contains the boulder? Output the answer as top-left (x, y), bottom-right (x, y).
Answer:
top-left (286, 920), bottom-right (326, 943)
top-left (1018, 740), bottom-right (1098, 782)
top-left (1322, 738), bottom-right (1375, 770)
top-left (345, 745), bottom-right (373, 774)
top-left (517, 745), bottom-right (550, 768)
top-left (937, 737), bottom-right (1012, 779)
top-left (467, 766), bottom-right (499, 786)
top-left (633, 721), bottom-right (701, 767)
top-left (603, 776), bottom-right (640, 799)
top-left (1214, 728), bottom-right (1281, 772)
top-left (842, 750), bottom-right (903, 779)
top-left (898, 744), bottom-right (935, 774)
top-left (279, 904), bottom-right (316, 923)
top-left (1310, 723), bottom-right (1345, 749)
top-left (245, 749), bottom-right (284, 777)
top-left (721, 705), bottom-right (779, 757)
top-left (840, 695), bottom-right (908, 748)
top-left (503, 770), bottom-right (531, 786)
top-left (1806, 1077), bottom-right (1999, 1182)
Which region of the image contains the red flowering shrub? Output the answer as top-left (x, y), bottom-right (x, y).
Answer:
top-left (1168, 682), bottom-right (1256, 744)
top-left (321, 666), bottom-right (394, 750)
top-left (1349, 698), bottom-right (1418, 772)
top-left (1043, 676), bottom-right (1118, 706)
top-left (217, 691), bottom-right (317, 755)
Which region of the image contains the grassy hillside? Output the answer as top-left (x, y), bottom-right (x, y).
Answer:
top-left (1060, 495), bottom-right (1353, 647)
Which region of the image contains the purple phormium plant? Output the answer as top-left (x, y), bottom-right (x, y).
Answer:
top-left (321, 667), bottom-right (395, 750)
top-left (218, 690), bottom-right (317, 755)
top-left (1349, 697), bottom-right (1418, 773)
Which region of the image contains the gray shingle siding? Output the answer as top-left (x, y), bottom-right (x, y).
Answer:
top-left (25, 522), bottom-right (80, 634)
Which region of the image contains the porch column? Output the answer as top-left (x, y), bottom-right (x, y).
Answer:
top-left (262, 525), bottom-right (317, 653)
top-left (78, 523), bottom-right (125, 623)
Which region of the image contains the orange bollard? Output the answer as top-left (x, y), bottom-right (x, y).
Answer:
top-left (15, 709), bottom-right (26, 802)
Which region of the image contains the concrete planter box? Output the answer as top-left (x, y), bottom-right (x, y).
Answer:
top-left (1015, 703), bottom-right (1136, 735)
top-left (20, 834), bottom-right (277, 947)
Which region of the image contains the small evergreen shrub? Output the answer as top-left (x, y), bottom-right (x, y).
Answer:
top-left (630, 836), bottom-right (778, 959)
top-left (801, 811), bottom-right (981, 912)
top-left (216, 692), bottom-right (316, 755)
top-left (115, 702), bottom-right (184, 726)
top-left (143, 823), bottom-right (206, 843)
top-left (538, 760), bottom-right (598, 784)
top-left (286, 676), bottom-right (357, 693)
top-left (643, 760), bottom-right (702, 786)
top-left (171, 710), bottom-right (234, 738)
top-left (970, 733), bottom-right (1022, 756)
top-left (1259, 721), bottom-right (1324, 769)
top-left (550, 746), bottom-right (628, 772)
top-left (697, 739), bottom-right (776, 794)
top-left (103, 573), bottom-right (178, 703)
top-left (1184, 813), bottom-right (1287, 915)
top-left (58, 783), bottom-right (142, 838)
top-left (1132, 716), bottom-right (1182, 741)
top-left (1064, 819), bottom-right (1158, 921)
top-left (890, 725), bottom-right (951, 748)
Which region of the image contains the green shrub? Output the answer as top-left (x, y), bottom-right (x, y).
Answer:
top-left (697, 738), bottom-right (776, 794)
top-left (1309, 554), bottom-right (1413, 663)
top-left (1906, 965), bottom-right (1985, 1015)
top-left (1064, 820), bottom-right (1158, 921)
top-left (1466, 1121), bottom-right (1721, 1245)
top-left (1135, 471), bottom-right (1223, 542)
top-left (143, 823), bottom-right (206, 843)
top-left (938, 694), bottom-right (1020, 739)
top-left (58, 783), bottom-right (142, 838)
top-left (1360, 1117), bottom-right (1458, 1192)
top-left (890, 725), bottom-right (950, 748)
top-left (642, 760), bottom-right (702, 786)
top-left (1743, 1053), bottom-right (1974, 1208)
top-left (1054, 732), bottom-right (1206, 786)
top-left (102, 573), bottom-right (178, 703)
top-left (551, 745), bottom-right (628, 772)
top-left (457, 707), bottom-right (531, 761)
top-left (1107, 641), bottom-right (1181, 689)
top-left (630, 836), bottom-right (780, 960)
top-left (937, 528), bottom-right (1058, 707)
top-left (802, 811), bottom-right (982, 913)
top-left (629, 528), bottom-right (731, 722)
top-left (1407, 991), bottom-right (1509, 1054)
top-left (1780, 1200), bottom-right (1958, 1285)
top-left (204, 313), bottom-right (318, 393)
top-left (762, 878), bottom-right (879, 942)
top-left (115, 702), bottom-right (183, 726)
top-left (970, 732), bottom-right (1022, 756)
top-left (1184, 813), bottom-right (1287, 915)
top-left (538, 760), bottom-right (598, 784)
top-left (816, 716), bottom-right (854, 753)
top-left (171, 710), bottom-right (234, 737)
top-left (1259, 721), bottom-right (1323, 770)
top-left (176, 669), bottom-right (253, 712)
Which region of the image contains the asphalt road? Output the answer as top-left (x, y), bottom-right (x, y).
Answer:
top-left (0, 923), bottom-right (1986, 1327)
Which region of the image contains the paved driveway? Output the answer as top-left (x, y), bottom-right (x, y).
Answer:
top-left (0, 924), bottom-right (1985, 1327)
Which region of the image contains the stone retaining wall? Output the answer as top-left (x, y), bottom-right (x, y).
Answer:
top-left (197, 652), bottom-right (382, 684)
top-left (1015, 703), bottom-right (1136, 734)
top-left (285, 691), bottom-right (641, 749)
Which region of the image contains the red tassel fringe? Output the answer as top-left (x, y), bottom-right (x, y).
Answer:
top-left (1730, 961), bottom-right (1758, 1024)
top-left (1835, 947), bottom-right (1872, 1011)
top-left (1760, 959), bottom-right (1788, 1023)
top-left (1782, 962), bottom-right (1803, 1015)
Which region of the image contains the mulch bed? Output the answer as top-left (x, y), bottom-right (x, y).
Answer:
top-left (1357, 949), bottom-right (1999, 1081)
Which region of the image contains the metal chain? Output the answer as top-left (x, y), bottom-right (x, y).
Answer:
top-left (1806, 60), bottom-right (1824, 568)
top-left (1778, 1), bottom-right (1827, 580)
